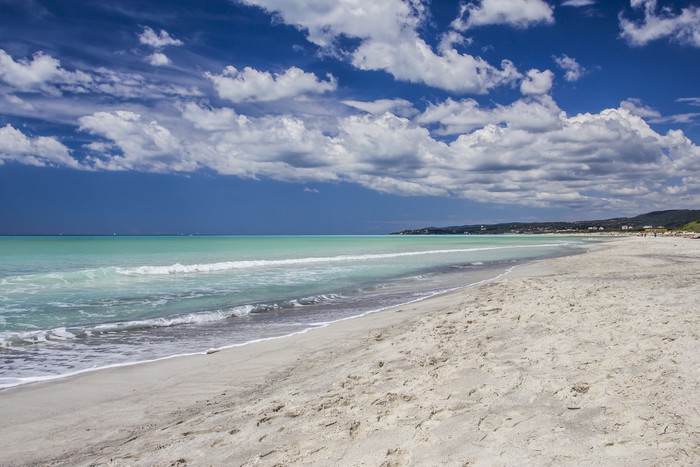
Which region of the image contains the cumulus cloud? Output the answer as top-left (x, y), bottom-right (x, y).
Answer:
top-left (78, 110), bottom-right (196, 172)
top-left (554, 54), bottom-right (586, 82)
top-left (205, 66), bottom-right (336, 102)
top-left (0, 50), bottom-right (62, 89)
top-left (394, 104), bottom-right (698, 206)
top-left (520, 69), bottom-right (554, 95)
top-left (237, 0), bottom-right (424, 48)
top-left (4, 1), bottom-right (699, 215)
top-left (417, 95), bottom-right (563, 134)
top-left (138, 27), bottom-right (183, 48)
top-left (331, 112), bottom-right (449, 195)
top-left (451, 0), bottom-right (555, 30)
top-left (180, 102), bottom-right (337, 181)
top-left (79, 104), bottom-right (338, 183)
top-left (71, 97), bottom-right (700, 210)
top-left (0, 49), bottom-right (91, 92)
top-left (0, 124), bottom-right (78, 168)
top-left (351, 39), bottom-right (521, 94)
top-left (146, 52), bottom-right (171, 66)
top-left (620, 0), bottom-right (700, 47)
top-left (237, 0), bottom-right (521, 94)
top-left (441, 107), bottom-right (700, 207)
top-left (137, 27), bottom-right (183, 66)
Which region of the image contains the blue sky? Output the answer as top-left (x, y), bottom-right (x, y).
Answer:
top-left (1, 0), bottom-right (699, 234)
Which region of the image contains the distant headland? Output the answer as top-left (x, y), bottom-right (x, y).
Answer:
top-left (392, 209), bottom-right (700, 235)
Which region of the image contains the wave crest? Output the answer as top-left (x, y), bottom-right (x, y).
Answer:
top-left (115, 243), bottom-right (572, 276)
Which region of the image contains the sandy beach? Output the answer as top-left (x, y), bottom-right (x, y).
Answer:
top-left (1, 236), bottom-right (699, 466)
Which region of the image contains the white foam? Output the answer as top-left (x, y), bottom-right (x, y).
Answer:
top-left (91, 305), bottom-right (257, 332)
top-left (51, 328), bottom-right (75, 340)
top-left (114, 242), bottom-right (574, 277)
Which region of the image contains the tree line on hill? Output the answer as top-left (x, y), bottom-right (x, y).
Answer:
top-left (392, 210), bottom-right (700, 235)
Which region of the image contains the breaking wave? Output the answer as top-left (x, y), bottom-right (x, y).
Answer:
top-left (114, 243), bottom-right (571, 276)
top-left (0, 293), bottom-right (345, 349)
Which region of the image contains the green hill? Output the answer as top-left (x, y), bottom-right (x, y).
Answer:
top-left (392, 209), bottom-right (700, 235)
top-left (679, 221), bottom-right (700, 233)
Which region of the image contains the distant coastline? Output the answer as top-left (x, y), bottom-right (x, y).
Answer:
top-left (392, 209), bottom-right (700, 236)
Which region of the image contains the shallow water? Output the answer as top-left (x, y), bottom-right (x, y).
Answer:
top-left (0, 235), bottom-right (591, 388)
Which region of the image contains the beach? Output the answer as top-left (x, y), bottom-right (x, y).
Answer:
top-left (1, 236), bottom-right (699, 465)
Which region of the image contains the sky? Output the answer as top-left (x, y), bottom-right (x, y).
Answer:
top-left (0, 0), bottom-right (699, 235)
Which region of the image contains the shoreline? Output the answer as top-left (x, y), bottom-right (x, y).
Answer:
top-left (1, 239), bottom-right (585, 391)
top-left (1, 236), bottom-right (698, 465)
top-left (0, 257), bottom-right (540, 391)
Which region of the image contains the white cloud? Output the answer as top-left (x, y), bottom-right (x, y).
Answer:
top-left (650, 113), bottom-right (700, 124)
top-left (179, 102), bottom-right (243, 131)
top-left (78, 110), bottom-right (196, 172)
top-left (138, 27), bottom-right (183, 48)
top-left (88, 67), bottom-right (201, 99)
top-left (0, 124), bottom-right (78, 168)
top-left (180, 103), bottom-right (337, 181)
top-left (147, 52), bottom-right (171, 66)
top-left (237, 0), bottom-right (522, 94)
top-left (4, 1), bottom-right (698, 215)
top-left (73, 98), bottom-right (700, 211)
top-left (4, 94), bottom-right (34, 110)
top-left (138, 28), bottom-right (182, 66)
top-left (206, 66), bottom-right (336, 102)
top-left (237, 0), bottom-right (424, 48)
top-left (417, 95), bottom-right (563, 134)
top-left (0, 50), bottom-right (62, 89)
top-left (440, 107), bottom-right (700, 207)
top-left (520, 69), bottom-right (554, 95)
top-left (0, 49), bottom-right (199, 99)
top-left (331, 112), bottom-right (448, 195)
top-left (342, 98), bottom-right (417, 117)
top-left (351, 39), bottom-right (521, 94)
top-left (677, 97), bottom-right (700, 107)
top-left (562, 0), bottom-right (596, 6)
top-left (620, 98), bottom-right (661, 118)
top-left (0, 49), bottom-right (91, 92)
top-left (438, 30), bottom-right (470, 52)
top-left (554, 54), bottom-right (585, 81)
top-left (452, 0), bottom-right (555, 30)
top-left (621, 98), bottom-right (700, 125)
top-left (620, 0), bottom-right (700, 47)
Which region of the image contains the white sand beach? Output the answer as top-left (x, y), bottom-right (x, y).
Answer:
top-left (1, 236), bottom-right (699, 466)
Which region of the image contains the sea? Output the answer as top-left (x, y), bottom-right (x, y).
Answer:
top-left (0, 235), bottom-right (592, 389)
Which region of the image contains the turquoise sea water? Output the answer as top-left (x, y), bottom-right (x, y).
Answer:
top-left (0, 235), bottom-right (591, 388)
